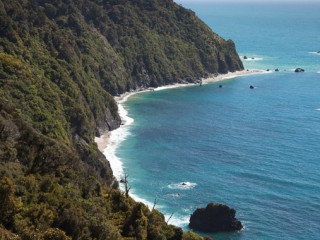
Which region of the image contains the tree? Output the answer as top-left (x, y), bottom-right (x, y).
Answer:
top-left (120, 173), bottom-right (131, 198)
top-left (0, 177), bottom-right (22, 228)
top-left (43, 228), bottom-right (71, 240)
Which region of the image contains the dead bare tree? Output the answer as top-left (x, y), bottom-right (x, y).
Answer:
top-left (166, 212), bottom-right (174, 224)
top-left (120, 173), bottom-right (131, 198)
top-left (152, 198), bottom-right (158, 211)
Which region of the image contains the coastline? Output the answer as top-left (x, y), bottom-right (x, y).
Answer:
top-left (95, 132), bottom-right (111, 152)
top-left (95, 69), bottom-right (267, 152)
top-left (202, 69), bottom-right (268, 83)
top-left (94, 68), bottom-right (269, 224)
top-left (112, 69), bottom-right (268, 104)
top-left (95, 69), bottom-right (269, 178)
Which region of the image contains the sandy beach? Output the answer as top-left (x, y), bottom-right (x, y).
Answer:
top-left (202, 69), bottom-right (267, 83)
top-left (114, 69), bottom-right (267, 103)
top-left (95, 69), bottom-right (268, 153)
top-left (95, 131), bottom-right (111, 152)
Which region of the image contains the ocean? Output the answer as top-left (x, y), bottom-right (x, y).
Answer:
top-left (104, 2), bottom-right (320, 240)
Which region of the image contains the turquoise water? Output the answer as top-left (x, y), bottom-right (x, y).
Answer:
top-left (112, 2), bottom-right (320, 240)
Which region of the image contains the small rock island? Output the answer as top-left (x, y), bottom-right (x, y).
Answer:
top-left (189, 203), bottom-right (243, 233)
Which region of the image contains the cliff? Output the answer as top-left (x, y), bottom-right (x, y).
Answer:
top-left (0, 0), bottom-right (243, 238)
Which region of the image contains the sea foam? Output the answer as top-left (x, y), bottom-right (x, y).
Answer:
top-left (241, 56), bottom-right (263, 61)
top-left (129, 190), bottom-right (155, 209)
top-left (308, 52), bottom-right (320, 55)
top-left (167, 214), bottom-right (190, 228)
top-left (165, 206), bottom-right (196, 228)
top-left (103, 99), bottom-right (134, 183)
top-left (244, 57), bottom-right (263, 61)
top-left (168, 182), bottom-right (197, 190)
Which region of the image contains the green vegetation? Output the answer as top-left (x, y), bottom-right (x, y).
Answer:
top-left (0, 175), bottom-right (186, 239)
top-left (0, 0), bottom-right (241, 238)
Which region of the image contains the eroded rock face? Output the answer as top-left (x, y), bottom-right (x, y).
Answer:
top-left (189, 203), bottom-right (243, 233)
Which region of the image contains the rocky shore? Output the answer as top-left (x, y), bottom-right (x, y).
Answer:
top-left (189, 203), bottom-right (243, 233)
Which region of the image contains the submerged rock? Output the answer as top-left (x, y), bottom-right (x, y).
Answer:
top-left (295, 68), bottom-right (305, 72)
top-left (189, 203), bottom-right (243, 233)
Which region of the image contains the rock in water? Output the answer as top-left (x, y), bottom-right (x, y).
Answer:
top-left (295, 68), bottom-right (305, 72)
top-left (189, 203), bottom-right (243, 233)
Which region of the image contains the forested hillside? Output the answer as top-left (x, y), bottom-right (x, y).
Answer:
top-left (0, 0), bottom-right (243, 239)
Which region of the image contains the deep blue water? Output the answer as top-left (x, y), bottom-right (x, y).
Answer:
top-left (112, 2), bottom-right (320, 240)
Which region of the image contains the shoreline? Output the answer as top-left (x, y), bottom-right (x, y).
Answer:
top-left (95, 69), bottom-right (269, 176)
top-left (94, 131), bottom-right (111, 152)
top-left (94, 68), bottom-right (269, 225)
top-left (112, 69), bottom-right (268, 104)
top-left (202, 69), bottom-right (268, 83)
top-left (95, 69), bottom-right (268, 153)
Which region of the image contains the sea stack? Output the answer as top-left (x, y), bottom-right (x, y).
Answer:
top-left (189, 203), bottom-right (243, 233)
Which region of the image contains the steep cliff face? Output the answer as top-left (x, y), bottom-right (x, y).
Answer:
top-left (79, 0), bottom-right (244, 90)
top-left (1, 0), bottom-right (243, 95)
top-left (0, 0), bottom-right (243, 238)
